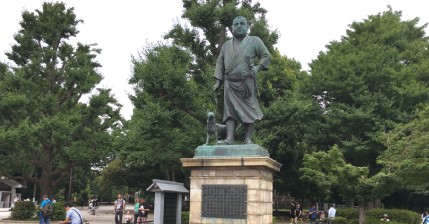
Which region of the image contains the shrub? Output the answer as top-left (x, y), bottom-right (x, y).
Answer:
top-left (332, 216), bottom-right (350, 224)
top-left (11, 201), bottom-right (36, 220)
top-left (365, 208), bottom-right (420, 224)
top-left (334, 207), bottom-right (421, 224)
top-left (363, 217), bottom-right (402, 224)
top-left (181, 211), bottom-right (189, 224)
top-left (337, 208), bottom-right (358, 220)
top-left (50, 202), bottom-right (66, 221)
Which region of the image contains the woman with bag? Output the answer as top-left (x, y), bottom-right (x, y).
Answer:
top-left (137, 198), bottom-right (150, 224)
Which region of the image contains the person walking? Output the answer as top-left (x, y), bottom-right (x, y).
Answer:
top-left (327, 204), bottom-right (336, 224)
top-left (58, 202), bottom-right (84, 224)
top-left (114, 194), bottom-right (126, 224)
top-left (39, 195), bottom-right (52, 224)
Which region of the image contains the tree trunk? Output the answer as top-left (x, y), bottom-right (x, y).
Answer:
top-left (40, 168), bottom-right (54, 200)
top-left (40, 150), bottom-right (54, 200)
top-left (166, 170), bottom-right (170, 180)
top-left (346, 198), bottom-right (354, 207)
top-left (358, 203), bottom-right (365, 224)
top-left (64, 186), bottom-right (69, 202)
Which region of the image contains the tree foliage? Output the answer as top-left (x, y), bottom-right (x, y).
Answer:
top-left (304, 8), bottom-right (429, 171)
top-left (379, 105), bottom-right (429, 192)
top-left (0, 2), bottom-right (122, 198)
top-left (300, 145), bottom-right (370, 202)
top-left (300, 145), bottom-right (396, 224)
top-left (58, 2), bottom-right (429, 206)
top-left (123, 44), bottom-right (204, 182)
top-left (121, 0), bottom-right (287, 183)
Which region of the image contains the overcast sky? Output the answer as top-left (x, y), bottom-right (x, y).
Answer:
top-left (1, 0), bottom-right (429, 120)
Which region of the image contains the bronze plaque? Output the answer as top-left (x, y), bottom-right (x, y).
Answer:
top-left (202, 185), bottom-right (247, 219)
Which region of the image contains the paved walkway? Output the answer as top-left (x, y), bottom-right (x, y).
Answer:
top-left (0, 205), bottom-right (294, 224)
top-left (0, 204), bottom-right (154, 224)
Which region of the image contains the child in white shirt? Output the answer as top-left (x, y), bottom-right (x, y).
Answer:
top-left (125, 210), bottom-right (133, 224)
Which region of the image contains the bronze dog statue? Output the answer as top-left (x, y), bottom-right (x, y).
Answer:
top-left (205, 111), bottom-right (226, 145)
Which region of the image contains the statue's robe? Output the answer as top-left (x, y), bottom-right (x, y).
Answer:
top-left (214, 36), bottom-right (270, 123)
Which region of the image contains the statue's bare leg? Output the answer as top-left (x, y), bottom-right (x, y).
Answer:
top-left (244, 123), bottom-right (253, 144)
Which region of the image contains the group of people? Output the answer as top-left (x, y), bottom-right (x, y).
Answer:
top-left (114, 194), bottom-right (151, 224)
top-left (86, 197), bottom-right (99, 215)
top-left (37, 193), bottom-right (152, 224)
top-left (38, 195), bottom-right (84, 224)
top-left (88, 198), bottom-right (99, 209)
top-left (289, 202), bottom-right (336, 224)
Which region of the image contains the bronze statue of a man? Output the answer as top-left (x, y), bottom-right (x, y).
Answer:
top-left (213, 16), bottom-right (270, 145)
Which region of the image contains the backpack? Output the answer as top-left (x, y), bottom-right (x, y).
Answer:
top-left (42, 203), bottom-right (53, 218)
top-left (116, 199), bottom-right (124, 211)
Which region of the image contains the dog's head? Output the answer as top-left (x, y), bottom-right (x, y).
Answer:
top-left (207, 111), bottom-right (215, 121)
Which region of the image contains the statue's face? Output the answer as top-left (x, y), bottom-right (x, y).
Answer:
top-left (232, 17), bottom-right (248, 39)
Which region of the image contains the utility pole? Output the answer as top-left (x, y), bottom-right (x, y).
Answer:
top-left (68, 168), bottom-right (72, 201)
top-left (33, 183), bottom-right (36, 203)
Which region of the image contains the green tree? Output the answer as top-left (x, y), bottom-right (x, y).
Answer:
top-left (254, 50), bottom-right (324, 197)
top-left (122, 0), bottom-right (284, 182)
top-left (304, 7), bottom-right (429, 171)
top-left (124, 45), bottom-right (203, 181)
top-left (300, 145), bottom-right (395, 223)
top-left (256, 90), bottom-right (325, 197)
top-left (0, 2), bottom-right (122, 198)
top-left (379, 105), bottom-right (429, 192)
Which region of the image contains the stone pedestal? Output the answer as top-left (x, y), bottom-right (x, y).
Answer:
top-left (181, 152), bottom-right (281, 224)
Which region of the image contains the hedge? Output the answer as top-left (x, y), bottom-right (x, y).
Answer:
top-left (10, 201), bottom-right (67, 221)
top-left (334, 207), bottom-right (421, 224)
top-left (50, 202), bottom-right (66, 221)
top-left (10, 201), bottom-right (36, 220)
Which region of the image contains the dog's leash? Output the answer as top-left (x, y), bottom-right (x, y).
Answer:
top-left (213, 91), bottom-right (218, 107)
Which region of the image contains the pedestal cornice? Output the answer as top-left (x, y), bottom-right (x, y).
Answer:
top-left (181, 157), bottom-right (282, 172)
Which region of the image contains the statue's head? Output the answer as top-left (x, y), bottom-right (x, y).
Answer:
top-left (232, 16), bottom-right (248, 39)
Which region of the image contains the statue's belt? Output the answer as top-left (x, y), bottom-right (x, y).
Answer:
top-left (225, 73), bottom-right (254, 82)
top-left (224, 73), bottom-right (255, 98)
top-left (225, 71), bottom-right (259, 98)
